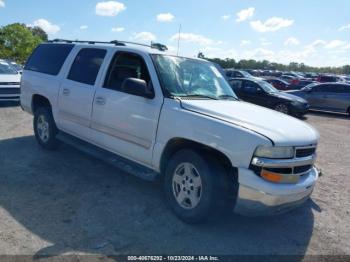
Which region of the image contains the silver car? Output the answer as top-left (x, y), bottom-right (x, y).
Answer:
top-left (289, 83), bottom-right (350, 116)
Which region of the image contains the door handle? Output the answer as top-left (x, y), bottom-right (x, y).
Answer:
top-left (95, 97), bottom-right (106, 105)
top-left (62, 88), bottom-right (70, 96)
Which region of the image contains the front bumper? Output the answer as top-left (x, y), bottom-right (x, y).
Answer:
top-left (234, 167), bottom-right (318, 216)
top-left (290, 102), bottom-right (309, 116)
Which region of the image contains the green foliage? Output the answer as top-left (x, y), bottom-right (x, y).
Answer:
top-left (30, 26), bottom-right (48, 41)
top-left (199, 52), bottom-right (350, 75)
top-left (0, 23), bottom-right (45, 64)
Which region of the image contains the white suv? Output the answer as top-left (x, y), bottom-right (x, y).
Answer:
top-left (20, 40), bottom-right (319, 223)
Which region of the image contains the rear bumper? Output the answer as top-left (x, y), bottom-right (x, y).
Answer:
top-left (234, 167), bottom-right (318, 216)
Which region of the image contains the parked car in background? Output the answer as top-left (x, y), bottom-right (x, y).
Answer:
top-left (225, 69), bottom-right (262, 80)
top-left (280, 74), bottom-right (302, 87)
top-left (283, 72), bottom-right (304, 79)
top-left (288, 83), bottom-right (350, 116)
top-left (225, 69), bottom-right (253, 78)
top-left (316, 74), bottom-right (343, 83)
top-left (304, 72), bottom-right (319, 80)
top-left (228, 78), bottom-right (309, 117)
top-left (263, 77), bottom-right (291, 90)
top-left (0, 59), bottom-right (21, 101)
top-left (293, 79), bottom-right (317, 90)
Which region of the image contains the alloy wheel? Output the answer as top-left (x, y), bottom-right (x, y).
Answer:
top-left (172, 162), bottom-right (202, 210)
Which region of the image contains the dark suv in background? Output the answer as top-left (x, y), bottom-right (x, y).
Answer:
top-left (228, 78), bottom-right (309, 117)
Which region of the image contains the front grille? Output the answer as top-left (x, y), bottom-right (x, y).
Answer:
top-left (294, 165), bottom-right (312, 174)
top-left (265, 167), bottom-right (293, 174)
top-left (296, 147), bottom-right (316, 158)
top-left (0, 88), bottom-right (20, 95)
top-left (0, 82), bottom-right (20, 86)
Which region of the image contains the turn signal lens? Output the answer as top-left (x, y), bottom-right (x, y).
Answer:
top-left (261, 170), bottom-right (300, 184)
top-left (261, 170), bottom-right (282, 183)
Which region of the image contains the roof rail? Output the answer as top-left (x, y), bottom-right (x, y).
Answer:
top-left (48, 39), bottom-right (168, 51)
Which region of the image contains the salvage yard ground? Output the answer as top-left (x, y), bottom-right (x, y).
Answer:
top-left (0, 102), bottom-right (349, 257)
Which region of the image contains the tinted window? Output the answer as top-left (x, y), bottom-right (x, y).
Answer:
top-left (313, 84), bottom-right (331, 92)
top-left (333, 85), bottom-right (350, 93)
top-left (25, 44), bottom-right (74, 75)
top-left (104, 52), bottom-right (151, 92)
top-left (68, 48), bottom-right (106, 85)
top-left (225, 71), bottom-right (232, 77)
top-left (229, 80), bottom-right (242, 91)
top-left (243, 81), bottom-right (260, 93)
top-left (320, 76), bottom-right (336, 82)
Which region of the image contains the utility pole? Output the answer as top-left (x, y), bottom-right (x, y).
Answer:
top-left (177, 24), bottom-right (182, 56)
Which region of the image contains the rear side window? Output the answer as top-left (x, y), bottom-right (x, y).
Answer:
top-left (68, 48), bottom-right (107, 86)
top-left (333, 85), bottom-right (350, 93)
top-left (313, 85), bottom-right (331, 92)
top-left (25, 44), bottom-right (74, 75)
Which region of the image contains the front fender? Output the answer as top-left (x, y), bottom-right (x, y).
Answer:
top-left (152, 99), bottom-right (271, 172)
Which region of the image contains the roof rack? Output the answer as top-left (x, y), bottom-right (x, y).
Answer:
top-left (48, 39), bottom-right (168, 51)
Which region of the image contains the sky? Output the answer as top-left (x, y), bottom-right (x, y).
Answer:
top-left (0, 0), bottom-right (350, 67)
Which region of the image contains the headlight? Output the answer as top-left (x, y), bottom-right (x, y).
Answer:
top-left (254, 146), bottom-right (294, 159)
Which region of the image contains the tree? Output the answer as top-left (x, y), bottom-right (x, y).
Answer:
top-left (199, 52), bottom-right (350, 75)
top-left (30, 26), bottom-right (48, 41)
top-left (0, 23), bottom-right (43, 64)
top-left (197, 52), bottom-right (205, 59)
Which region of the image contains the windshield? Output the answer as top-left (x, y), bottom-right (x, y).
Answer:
top-left (258, 80), bottom-right (278, 93)
top-left (152, 55), bottom-right (237, 100)
top-left (0, 61), bottom-right (18, 75)
top-left (9, 62), bottom-right (23, 72)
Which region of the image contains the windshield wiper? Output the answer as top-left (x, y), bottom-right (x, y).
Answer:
top-left (176, 94), bottom-right (218, 100)
top-left (218, 95), bottom-right (238, 100)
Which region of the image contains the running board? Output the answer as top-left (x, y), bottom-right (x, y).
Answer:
top-left (56, 132), bottom-right (159, 181)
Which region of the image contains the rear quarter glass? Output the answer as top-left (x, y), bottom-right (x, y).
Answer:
top-left (25, 44), bottom-right (74, 76)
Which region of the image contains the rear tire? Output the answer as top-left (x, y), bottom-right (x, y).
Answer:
top-left (164, 149), bottom-right (227, 224)
top-left (33, 107), bottom-right (60, 150)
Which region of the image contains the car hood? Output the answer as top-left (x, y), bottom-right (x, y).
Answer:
top-left (0, 74), bottom-right (21, 83)
top-left (180, 99), bottom-right (319, 146)
top-left (270, 91), bottom-right (307, 103)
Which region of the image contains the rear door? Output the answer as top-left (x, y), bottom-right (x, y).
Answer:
top-left (307, 84), bottom-right (332, 110)
top-left (57, 47), bottom-right (107, 134)
top-left (327, 84), bottom-right (350, 112)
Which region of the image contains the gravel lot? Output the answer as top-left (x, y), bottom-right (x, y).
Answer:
top-left (0, 102), bottom-right (349, 258)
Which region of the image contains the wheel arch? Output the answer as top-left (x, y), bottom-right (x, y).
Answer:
top-left (31, 94), bottom-right (52, 113)
top-left (160, 138), bottom-right (237, 179)
top-left (159, 137), bottom-right (239, 204)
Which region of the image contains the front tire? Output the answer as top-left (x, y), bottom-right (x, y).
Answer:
top-left (274, 103), bottom-right (290, 115)
top-left (33, 107), bottom-right (60, 150)
top-left (164, 149), bottom-right (225, 224)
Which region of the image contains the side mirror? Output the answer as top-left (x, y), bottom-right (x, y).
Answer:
top-left (121, 78), bottom-right (154, 99)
